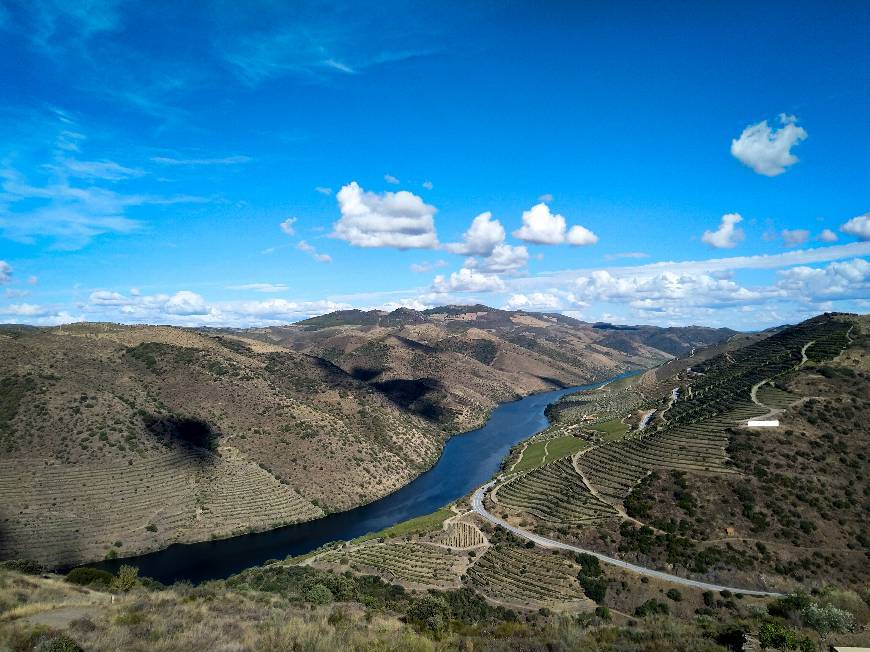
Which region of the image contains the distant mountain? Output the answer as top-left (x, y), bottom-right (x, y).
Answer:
top-left (241, 305), bottom-right (737, 433)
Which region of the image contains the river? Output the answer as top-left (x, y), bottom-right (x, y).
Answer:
top-left (92, 372), bottom-right (634, 584)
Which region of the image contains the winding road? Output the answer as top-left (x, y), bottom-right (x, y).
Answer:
top-left (471, 481), bottom-right (784, 597)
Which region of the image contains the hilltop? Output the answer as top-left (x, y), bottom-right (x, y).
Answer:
top-left (239, 304), bottom-right (735, 433)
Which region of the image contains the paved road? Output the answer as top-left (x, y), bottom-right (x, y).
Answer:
top-left (471, 481), bottom-right (784, 597)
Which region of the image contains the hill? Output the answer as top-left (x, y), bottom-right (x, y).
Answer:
top-left (0, 323), bottom-right (443, 566)
top-left (240, 305), bottom-right (736, 433)
top-left (0, 307), bottom-right (736, 568)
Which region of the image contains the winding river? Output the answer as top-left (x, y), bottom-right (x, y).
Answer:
top-left (93, 372), bottom-right (634, 584)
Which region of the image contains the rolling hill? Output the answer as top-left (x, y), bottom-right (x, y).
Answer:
top-left (0, 306), bottom-right (736, 567)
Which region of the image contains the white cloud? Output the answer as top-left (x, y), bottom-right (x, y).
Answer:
top-left (332, 181), bottom-right (438, 249)
top-left (701, 213), bottom-right (744, 249)
top-left (410, 259), bottom-right (447, 273)
top-left (566, 224), bottom-right (598, 246)
top-left (776, 258), bottom-right (870, 300)
top-left (781, 229), bottom-right (810, 248)
top-left (504, 290), bottom-right (586, 312)
top-left (26, 275), bottom-right (38, 285)
top-left (468, 243), bottom-right (529, 274)
top-left (432, 268), bottom-right (506, 293)
top-left (538, 193), bottom-right (554, 202)
top-left (422, 180), bottom-right (433, 190)
top-left (315, 186), bottom-right (333, 196)
top-left (88, 290), bottom-right (131, 306)
top-left (384, 174), bottom-right (400, 185)
top-left (226, 283), bottom-right (289, 293)
top-left (841, 213), bottom-right (870, 241)
top-left (445, 212), bottom-right (505, 256)
top-left (164, 290), bottom-right (208, 315)
top-left (817, 229), bottom-right (838, 243)
top-left (574, 269), bottom-right (762, 311)
top-left (297, 240), bottom-right (332, 263)
top-left (730, 114), bottom-right (807, 176)
top-left (0, 261), bottom-right (11, 283)
top-left (279, 217), bottom-right (297, 236)
top-left (513, 203), bottom-right (597, 246)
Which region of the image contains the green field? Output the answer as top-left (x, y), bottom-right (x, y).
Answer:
top-left (589, 418), bottom-right (630, 441)
top-left (351, 507), bottom-right (453, 544)
top-left (512, 436), bottom-right (589, 473)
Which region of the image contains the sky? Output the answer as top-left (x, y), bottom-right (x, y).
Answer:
top-left (0, 1), bottom-right (868, 330)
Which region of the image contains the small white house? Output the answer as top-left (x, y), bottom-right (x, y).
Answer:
top-left (747, 419), bottom-right (780, 428)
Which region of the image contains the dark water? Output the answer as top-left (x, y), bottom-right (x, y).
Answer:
top-left (92, 372), bottom-right (633, 584)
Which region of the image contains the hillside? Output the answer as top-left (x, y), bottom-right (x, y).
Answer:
top-left (0, 323), bottom-right (443, 566)
top-left (0, 308), bottom-right (736, 568)
top-left (489, 312), bottom-right (870, 593)
top-left (240, 305), bottom-right (736, 433)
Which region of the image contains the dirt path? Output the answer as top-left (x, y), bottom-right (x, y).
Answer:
top-left (21, 605), bottom-right (104, 629)
top-left (507, 441), bottom-right (530, 473)
top-left (472, 481), bottom-right (783, 597)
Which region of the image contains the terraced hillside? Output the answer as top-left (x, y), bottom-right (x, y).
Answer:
top-left (490, 313), bottom-right (869, 591)
top-left (0, 323), bottom-right (442, 566)
top-left (242, 305), bottom-right (735, 432)
top-left (465, 542), bottom-right (591, 609)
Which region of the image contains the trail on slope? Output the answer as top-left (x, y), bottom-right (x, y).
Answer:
top-left (471, 482), bottom-right (783, 597)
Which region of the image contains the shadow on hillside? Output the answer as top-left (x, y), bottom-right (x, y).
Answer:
top-left (536, 375), bottom-right (569, 389)
top-left (373, 377), bottom-right (449, 424)
top-left (142, 414), bottom-right (220, 452)
top-left (350, 366), bottom-right (383, 382)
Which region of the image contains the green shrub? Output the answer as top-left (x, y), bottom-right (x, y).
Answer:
top-left (666, 588), bottom-right (682, 602)
top-left (65, 567), bottom-right (114, 588)
top-left (635, 599), bottom-right (669, 617)
top-left (0, 559), bottom-right (44, 575)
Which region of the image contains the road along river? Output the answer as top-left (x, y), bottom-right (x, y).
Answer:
top-left (91, 372), bottom-right (637, 584)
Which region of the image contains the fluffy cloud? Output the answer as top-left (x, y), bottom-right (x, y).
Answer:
top-left (730, 114), bottom-right (807, 176)
top-left (701, 213), bottom-right (744, 249)
top-left (574, 270), bottom-right (761, 309)
top-left (384, 174), bottom-right (400, 185)
top-left (332, 181), bottom-right (438, 249)
top-left (776, 258), bottom-right (870, 300)
top-left (445, 212), bottom-right (505, 256)
top-left (504, 290), bottom-right (586, 312)
top-left (817, 229), bottom-right (838, 243)
top-left (164, 291), bottom-right (209, 315)
top-left (431, 268), bottom-right (506, 293)
top-left (841, 213), bottom-right (870, 240)
top-left (781, 229), bottom-right (810, 247)
top-left (297, 240), bottom-right (332, 263)
top-left (513, 203), bottom-right (597, 246)
top-left (279, 217), bottom-right (297, 236)
top-left (422, 180), bottom-right (433, 190)
top-left (468, 243), bottom-right (529, 273)
top-left (0, 261), bottom-right (11, 284)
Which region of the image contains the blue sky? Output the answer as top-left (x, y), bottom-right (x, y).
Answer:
top-left (1, 1), bottom-right (868, 329)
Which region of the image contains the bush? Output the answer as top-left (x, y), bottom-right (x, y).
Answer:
top-left (304, 583), bottom-right (333, 605)
top-left (666, 588), bottom-right (682, 602)
top-left (0, 559), bottom-right (44, 575)
top-left (578, 575), bottom-right (608, 604)
top-left (65, 567), bottom-right (114, 588)
top-left (635, 599), bottom-right (669, 617)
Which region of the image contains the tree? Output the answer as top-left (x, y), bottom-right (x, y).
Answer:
top-left (110, 565), bottom-right (139, 592)
top-left (801, 603), bottom-right (855, 651)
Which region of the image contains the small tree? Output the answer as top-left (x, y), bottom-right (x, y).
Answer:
top-left (801, 603), bottom-right (855, 651)
top-left (110, 565), bottom-right (139, 592)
